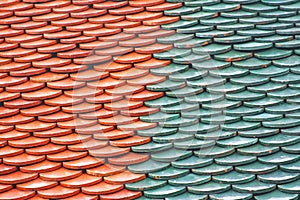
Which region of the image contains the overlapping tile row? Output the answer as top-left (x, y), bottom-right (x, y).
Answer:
top-left (127, 0), bottom-right (300, 199)
top-left (0, 0), bottom-right (183, 199)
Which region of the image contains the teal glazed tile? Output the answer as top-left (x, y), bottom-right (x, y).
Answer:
top-left (184, 0), bottom-right (220, 6)
top-left (256, 22), bottom-right (293, 31)
top-left (238, 143), bottom-right (279, 156)
top-left (128, 159), bottom-right (170, 174)
top-left (131, 142), bottom-right (173, 153)
top-left (233, 58), bottom-right (271, 69)
top-left (177, 25), bottom-right (213, 34)
top-left (157, 34), bottom-right (194, 44)
top-left (233, 180), bottom-right (276, 194)
top-left (193, 44), bottom-right (231, 55)
top-left (148, 167), bottom-right (189, 180)
top-left (234, 42), bottom-right (273, 51)
top-left (188, 182), bottom-right (230, 195)
top-left (242, 3), bottom-right (277, 12)
top-left (209, 66), bottom-right (249, 78)
top-left (202, 3), bottom-right (240, 12)
top-left (165, 192), bottom-right (208, 200)
top-left (268, 88), bottom-right (300, 99)
top-left (169, 68), bottom-right (208, 81)
top-left (200, 17), bottom-right (237, 26)
top-left (255, 190), bottom-right (299, 200)
top-left (207, 83), bottom-right (246, 94)
top-left (260, 10), bottom-right (296, 18)
top-left (260, 134), bottom-right (300, 147)
top-left (195, 130), bottom-right (235, 140)
top-left (194, 146), bottom-right (234, 158)
top-left (276, 39), bottom-right (300, 48)
top-left (144, 185), bottom-right (186, 198)
top-left (263, 118), bottom-right (300, 128)
top-left (187, 76), bottom-right (226, 87)
top-left (247, 82), bottom-right (286, 93)
top-left (201, 99), bottom-right (241, 110)
top-left (277, 27), bottom-right (300, 35)
top-left (210, 190), bottom-right (253, 200)
top-left (282, 126), bottom-right (300, 136)
top-left (265, 103), bottom-right (300, 114)
top-left (137, 127), bottom-right (177, 137)
top-left (281, 160), bottom-right (300, 173)
top-left (286, 111), bottom-right (300, 119)
top-left (243, 97), bottom-right (282, 107)
top-left (238, 127), bottom-right (279, 138)
top-left (282, 143), bottom-right (300, 154)
top-left (237, 29), bottom-right (275, 37)
top-left (215, 153), bottom-right (257, 166)
top-left (181, 109), bottom-right (221, 118)
top-left (221, 121), bottom-right (261, 131)
top-left (217, 23), bottom-right (254, 31)
top-left (192, 164), bottom-right (233, 176)
top-left (278, 179), bottom-right (300, 194)
top-left (223, 0), bottom-right (259, 3)
top-left (255, 35), bottom-right (293, 43)
top-left (144, 96), bottom-right (183, 108)
top-left (239, 17), bottom-right (277, 25)
top-left (257, 170), bottom-right (300, 184)
top-left (125, 178), bottom-right (167, 191)
top-left (171, 156), bottom-right (213, 169)
top-left (151, 148), bottom-right (192, 162)
top-left (181, 12), bottom-right (216, 20)
top-left (173, 53), bottom-right (211, 64)
top-left (166, 86), bottom-right (204, 98)
top-left (201, 115), bottom-right (240, 124)
top-left (192, 59), bottom-right (230, 70)
top-left (179, 123), bottom-right (219, 134)
top-left (217, 136), bottom-right (258, 148)
top-left (174, 138), bottom-right (215, 150)
top-left (153, 132), bottom-right (193, 143)
top-left (254, 48), bottom-right (292, 60)
top-left (184, 92), bottom-right (224, 104)
top-left (153, 48), bottom-right (191, 60)
top-left (225, 106), bottom-right (263, 117)
top-left (146, 79), bottom-right (186, 91)
top-left (278, 14), bottom-right (300, 23)
top-left (213, 171), bottom-right (255, 184)
top-left (280, 1), bottom-right (300, 11)
top-left (226, 90), bottom-right (265, 101)
top-left (258, 151), bottom-right (300, 165)
top-left (195, 30), bottom-right (234, 38)
top-left (214, 35), bottom-right (252, 44)
top-left (214, 50), bottom-right (253, 62)
top-left (272, 55), bottom-right (300, 67)
top-left (159, 117), bottom-right (198, 128)
top-left (221, 10), bottom-right (257, 18)
top-left (164, 6), bottom-right (201, 16)
top-left (141, 112), bottom-right (180, 123)
top-left (162, 20), bottom-right (198, 30)
top-left (261, 0), bottom-right (298, 5)
top-left (243, 112), bottom-right (282, 122)
top-left (174, 38), bottom-right (212, 48)
top-left (231, 75), bottom-right (270, 87)
top-left (169, 173), bottom-right (211, 186)
top-left (291, 66), bottom-right (300, 75)
top-left (250, 65), bottom-right (289, 77)
top-left (236, 162), bottom-right (278, 174)
top-left (150, 63), bottom-right (189, 76)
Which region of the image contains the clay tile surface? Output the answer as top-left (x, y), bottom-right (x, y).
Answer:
top-left (2, 0), bottom-right (299, 199)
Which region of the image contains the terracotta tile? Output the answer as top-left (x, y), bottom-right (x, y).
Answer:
top-left (0, 25), bottom-right (8, 30)
top-left (86, 93), bottom-right (123, 104)
top-left (30, 72), bottom-right (67, 83)
top-left (101, 189), bottom-right (142, 200)
top-left (44, 94), bottom-right (83, 107)
top-left (22, 88), bottom-right (62, 100)
top-left (4, 98), bottom-right (41, 109)
top-left (38, 185), bottom-right (80, 199)
top-left (0, 129), bottom-right (29, 141)
top-left (26, 25), bottom-right (62, 35)
top-left (44, 31), bottom-right (81, 40)
top-left (68, 139), bottom-right (108, 151)
top-left (136, 43), bottom-right (173, 54)
top-left (132, 90), bottom-right (165, 101)
top-left (118, 121), bottom-right (157, 131)
top-left (80, 40), bottom-right (117, 50)
top-left (0, 189), bottom-right (35, 200)
top-left (0, 76), bottom-right (27, 87)
top-left (20, 39), bottom-right (56, 49)
top-left (89, 14), bottom-right (124, 24)
top-left (147, 2), bottom-right (182, 11)
top-left (105, 20), bottom-right (141, 29)
top-left (0, 48), bottom-right (36, 58)
top-left (20, 160), bottom-right (61, 173)
top-left (105, 84), bottom-right (144, 96)
top-left (104, 99), bottom-right (143, 111)
top-left (87, 77), bottom-right (126, 89)
top-left (51, 18), bottom-right (87, 27)
top-left (0, 2), bottom-right (32, 11)
top-left (73, 0), bottom-right (105, 5)
top-left (63, 156), bottom-right (104, 170)
top-left (0, 16), bottom-right (30, 24)
top-left (39, 111), bottom-right (75, 123)
top-left (114, 52), bottom-right (151, 64)
top-left (0, 73), bottom-right (7, 79)
top-left (82, 181), bottom-right (123, 195)
top-left (47, 150), bottom-right (87, 162)
top-left (105, 171), bottom-right (145, 184)
top-left (139, 29), bottom-right (175, 39)
top-left (87, 164), bottom-right (125, 177)
top-left (63, 193), bottom-right (98, 200)
top-left (0, 114), bottom-right (34, 126)
top-left (6, 34), bottom-right (42, 43)
top-left (111, 68), bottom-right (149, 80)
top-left (3, 153), bottom-right (44, 166)
top-left (11, 21), bottom-right (47, 30)
top-left (73, 54), bottom-right (112, 65)
top-left (0, 11), bottom-right (12, 19)
top-left (17, 178), bottom-right (57, 191)
top-left (71, 69), bottom-right (109, 82)
top-left (93, 129), bottom-right (134, 140)
top-left (26, 143), bottom-right (66, 155)
top-left (0, 146), bottom-right (23, 158)
top-left (76, 123), bottom-right (114, 134)
top-left (0, 28), bottom-right (23, 37)
top-left (0, 164), bottom-right (17, 175)
top-left (89, 146), bottom-right (130, 157)
top-left (120, 106), bottom-right (159, 117)
top-left (21, 105), bottom-right (59, 117)
top-left (71, 9), bottom-right (106, 18)
top-left (94, 1), bottom-right (128, 9)
top-left (127, 73), bottom-right (166, 86)
top-left (58, 118), bottom-right (98, 129)
top-left (0, 139), bottom-right (7, 146)
top-left (32, 57), bottom-right (71, 68)
top-left (35, 0), bottom-right (70, 9)
top-left (96, 46), bottom-right (133, 56)
top-left (40, 168), bottom-right (82, 181)
top-left (0, 91), bottom-right (20, 102)
top-left (32, 12), bottom-right (68, 21)
top-left (120, 37), bottom-right (156, 48)
top-left (0, 42), bottom-right (18, 51)
top-left (108, 152), bottom-right (149, 166)
top-left (110, 6), bottom-right (144, 15)
top-left (61, 174), bottom-right (102, 188)
top-left (51, 133), bottom-right (91, 145)
top-left (64, 86), bottom-right (103, 98)
top-left (0, 57), bottom-right (11, 65)
top-left (0, 107), bottom-right (19, 118)
top-left (27, 195), bottom-right (47, 200)
top-left (110, 136), bottom-right (150, 147)
top-left (124, 25), bottom-right (160, 34)
top-left (58, 48), bottom-right (92, 59)
top-left (9, 136), bottom-right (49, 148)
top-left (127, 11), bottom-right (163, 22)
top-left (33, 127), bottom-right (72, 138)
top-left (47, 78), bottom-right (85, 90)
top-left (0, 62), bottom-right (28, 73)
top-left (68, 23), bottom-right (102, 33)
top-left (61, 36), bottom-right (96, 44)
top-left (51, 64), bottom-right (88, 74)
top-left (102, 32), bottom-right (136, 42)
top-left (99, 115), bottom-right (139, 126)
top-left (38, 43), bottom-right (76, 53)
top-left (14, 53), bottom-right (52, 63)
top-left (0, 171), bottom-right (37, 184)
top-left (16, 121), bottom-right (56, 132)
top-left (10, 67), bottom-right (46, 77)
top-left (130, 0), bottom-right (164, 7)
top-left (63, 102), bottom-right (101, 114)
top-left (0, 184), bottom-right (12, 193)
top-left (84, 27), bottom-right (121, 37)
top-left (15, 8), bottom-right (51, 17)
top-left (6, 81), bottom-right (44, 93)
top-left (53, 4), bottom-right (89, 13)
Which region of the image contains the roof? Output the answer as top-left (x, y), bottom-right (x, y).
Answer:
top-left (0, 0), bottom-right (300, 199)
